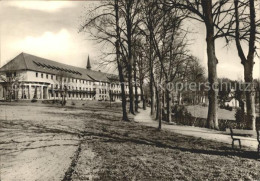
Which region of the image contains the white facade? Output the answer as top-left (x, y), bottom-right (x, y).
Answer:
top-left (0, 70), bottom-right (140, 101)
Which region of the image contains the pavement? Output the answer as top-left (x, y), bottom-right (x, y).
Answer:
top-left (134, 108), bottom-right (259, 151)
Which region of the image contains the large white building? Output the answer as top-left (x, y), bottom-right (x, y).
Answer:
top-left (0, 52), bottom-right (139, 101)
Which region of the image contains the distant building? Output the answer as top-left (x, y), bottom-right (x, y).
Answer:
top-left (224, 97), bottom-right (239, 108)
top-left (0, 52), bottom-right (140, 101)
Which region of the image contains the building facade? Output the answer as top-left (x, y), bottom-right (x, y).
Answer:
top-left (0, 53), bottom-right (139, 101)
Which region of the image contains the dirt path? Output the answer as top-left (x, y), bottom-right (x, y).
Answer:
top-left (134, 108), bottom-right (259, 151)
top-left (0, 104), bottom-right (94, 181)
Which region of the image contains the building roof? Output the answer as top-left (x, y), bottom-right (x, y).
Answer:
top-left (0, 52), bottom-right (112, 82)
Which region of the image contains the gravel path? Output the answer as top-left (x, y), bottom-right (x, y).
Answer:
top-left (134, 108), bottom-right (259, 151)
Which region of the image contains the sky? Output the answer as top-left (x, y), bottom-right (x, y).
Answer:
top-left (0, 0), bottom-right (259, 80)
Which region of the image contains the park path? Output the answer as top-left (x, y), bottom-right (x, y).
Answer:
top-left (134, 108), bottom-right (259, 151)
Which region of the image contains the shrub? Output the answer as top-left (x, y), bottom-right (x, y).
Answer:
top-left (235, 108), bottom-right (247, 129)
top-left (172, 105), bottom-right (193, 125)
top-left (202, 103), bottom-right (207, 107)
top-left (31, 98), bottom-right (37, 103)
top-left (71, 101), bottom-right (75, 106)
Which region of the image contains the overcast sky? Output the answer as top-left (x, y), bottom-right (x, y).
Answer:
top-left (0, 1), bottom-right (259, 80)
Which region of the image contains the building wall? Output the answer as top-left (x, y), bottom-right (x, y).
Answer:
top-left (0, 69), bottom-right (141, 101)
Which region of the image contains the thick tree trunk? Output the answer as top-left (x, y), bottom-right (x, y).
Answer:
top-left (244, 61), bottom-right (256, 130)
top-left (202, 0), bottom-right (219, 130)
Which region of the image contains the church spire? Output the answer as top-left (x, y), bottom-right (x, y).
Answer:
top-left (86, 55), bottom-right (91, 70)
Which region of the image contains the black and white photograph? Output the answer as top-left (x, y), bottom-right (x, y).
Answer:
top-left (0, 0), bottom-right (259, 180)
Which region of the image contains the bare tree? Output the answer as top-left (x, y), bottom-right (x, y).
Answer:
top-left (80, 0), bottom-right (130, 121)
top-left (54, 71), bottom-right (72, 106)
top-left (162, 0), bottom-right (240, 129)
top-left (0, 63), bottom-right (23, 101)
top-left (232, 0), bottom-right (259, 130)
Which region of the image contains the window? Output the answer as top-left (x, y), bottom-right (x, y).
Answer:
top-left (36, 72), bottom-right (38, 77)
top-left (80, 87), bottom-right (81, 90)
top-left (76, 79), bottom-right (78, 83)
top-left (56, 76), bottom-right (58, 80)
top-left (51, 75), bottom-right (53, 79)
top-left (41, 73), bottom-right (43, 78)
top-left (46, 74), bottom-right (48, 79)
top-left (14, 72), bottom-right (17, 77)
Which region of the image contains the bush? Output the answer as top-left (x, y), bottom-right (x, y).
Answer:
top-left (234, 108), bottom-right (247, 129)
top-left (42, 100), bottom-right (62, 105)
top-left (172, 105), bottom-right (193, 125)
top-left (202, 103), bottom-right (207, 107)
top-left (71, 101), bottom-right (75, 106)
top-left (31, 98), bottom-right (37, 103)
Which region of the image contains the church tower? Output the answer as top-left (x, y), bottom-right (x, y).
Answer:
top-left (86, 55), bottom-right (91, 70)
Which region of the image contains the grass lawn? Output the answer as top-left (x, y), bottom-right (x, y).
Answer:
top-left (1, 101), bottom-right (260, 180)
top-left (186, 105), bottom-right (236, 120)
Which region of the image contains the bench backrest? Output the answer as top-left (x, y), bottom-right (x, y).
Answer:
top-left (230, 128), bottom-right (234, 139)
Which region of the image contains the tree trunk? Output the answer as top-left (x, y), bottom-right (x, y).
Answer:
top-left (166, 89), bottom-right (172, 122)
top-left (126, 1), bottom-right (135, 115)
top-left (244, 61), bottom-right (256, 130)
top-left (115, 0), bottom-right (128, 121)
top-left (202, 0), bottom-right (219, 130)
top-left (127, 64), bottom-right (134, 114)
top-left (134, 58), bottom-right (139, 112)
top-left (155, 87), bottom-right (159, 120)
top-left (158, 89), bottom-right (162, 130)
top-left (149, 33), bottom-right (155, 116)
top-left (140, 83), bottom-right (146, 110)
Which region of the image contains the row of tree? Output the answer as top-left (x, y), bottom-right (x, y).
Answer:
top-left (82, 0), bottom-right (259, 130)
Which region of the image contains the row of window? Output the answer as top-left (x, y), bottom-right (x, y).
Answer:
top-left (35, 72), bottom-right (129, 89)
top-left (35, 72), bottom-right (93, 85)
top-left (51, 92), bottom-right (94, 99)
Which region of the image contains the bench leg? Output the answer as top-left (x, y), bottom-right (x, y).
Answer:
top-left (238, 140), bottom-right (241, 150)
top-left (257, 143), bottom-right (260, 156)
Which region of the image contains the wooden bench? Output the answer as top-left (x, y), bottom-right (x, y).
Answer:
top-left (228, 128), bottom-right (260, 154)
top-left (229, 128), bottom-right (242, 150)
